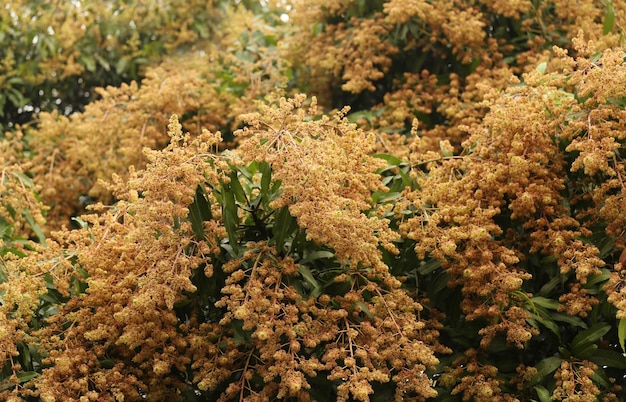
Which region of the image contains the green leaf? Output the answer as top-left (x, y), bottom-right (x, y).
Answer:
top-left (534, 385), bottom-right (552, 402)
top-left (526, 356), bottom-right (562, 388)
top-left (11, 171), bottom-right (35, 187)
top-left (536, 61), bottom-right (547, 75)
top-left (604, 1), bottom-right (615, 35)
top-left (597, 237), bottom-right (615, 259)
top-left (259, 161), bottom-right (271, 194)
top-left (192, 21), bottom-right (210, 39)
top-left (22, 210), bottom-right (46, 245)
top-left (17, 342), bottom-right (32, 371)
top-left (221, 182), bottom-right (240, 254)
top-left (6, 87), bottom-right (26, 107)
top-left (584, 268), bottom-right (611, 288)
top-left (300, 250), bottom-right (335, 265)
top-left (298, 265), bottom-right (321, 298)
top-left (115, 57), bottom-right (130, 75)
top-left (618, 317), bottom-right (626, 352)
top-left (372, 190), bottom-right (401, 204)
top-left (590, 366), bottom-right (611, 388)
top-left (356, 301), bottom-right (373, 318)
top-left (573, 342), bottom-right (598, 359)
top-left (551, 312), bottom-right (587, 329)
top-left (537, 276), bottom-right (561, 296)
top-left (398, 168), bottom-right (413, 187)
top-left (99, 359), bottom-right (116, 369)
top-left (417, 259), bottom-right (441, 275)
top-left (571, 323), bottom-right (611, 354)
top-left (229, 170), bottom-right (247, 204)
top-left (232, 319), bottom-right (251, 344)
top-left (373, 153), bottom-right (403, 166)
top-left (273, 206), bottom-right (297, 251)
top-left (5, 76), bottom-right (25, 86)
top-left (71, 216), bottom-right (89, 230)
top-left (189, 185), bottom-right (212, 240)
top-left (94, 53), bottom-right (110, 71)
top-left (79, 54), bottom-right (96, 73)
top-left (532, 314), bottom-right (561, 341)
top-left (530, 296), bottom-right (560, 310)
top-left (589, 349), bottom-right (626, 369)
top-left (16, 371), bottom-right (39, 383)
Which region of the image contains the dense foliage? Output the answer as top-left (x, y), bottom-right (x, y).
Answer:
top-left (2, 0), bottom-right (626, 401)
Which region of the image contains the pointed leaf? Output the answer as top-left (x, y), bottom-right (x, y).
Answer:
top-left (373, 153), bottom-right (403, 166)
top-left (16, 371), bottom-right (39, 383)
top-left (534, 385), bottom-right (552, 402)
top-left (221, 183), bottom-right (239, 254)
top-left (551, 312), bottom-right (587, 328)
top-left (229, 171), bottom-right (247, 204)
top-left (584, 268), bottom-right (611, 288)
top-left (300, 250), bottom-right (335, 265)
top-left (418, 259), bottom-right (441, 275)
top-left (619, 317), bottom-right (626, 353)
top-left (298, 265), bottom-right (321, 297)
top-left (259, 161), bottom-right (271, 194)
top-left (189, 185), bottom-right (212, 240)
top-left (571, 323), bottom-right (611, 353)
top-left (531, 296), bottom-right (560, 310)
top-left (22, 210), bottom-right (46, 245)
top-left (604, 1), bottom-right (616, 35)
top-left (273, 206), bottom-right (297, 251)
top-left (532, 314), bottom-right (562, 341)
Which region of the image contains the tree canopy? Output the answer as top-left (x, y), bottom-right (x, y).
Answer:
top-left (2, 0), bottom-right (626, 401)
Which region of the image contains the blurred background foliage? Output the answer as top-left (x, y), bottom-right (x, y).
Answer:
top-left (1, 0), bottom-right (626, 401)
top-left (0, 0), bottom-right (223, 131)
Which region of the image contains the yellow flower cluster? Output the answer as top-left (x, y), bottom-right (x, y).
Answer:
top-left (236, 94), bottom-right (398, 273)
top-left (23, 116), bottom-right (226, 400)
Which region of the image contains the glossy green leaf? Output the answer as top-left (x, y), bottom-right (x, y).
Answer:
top-left (79, 54), bottom-right (96, 73)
